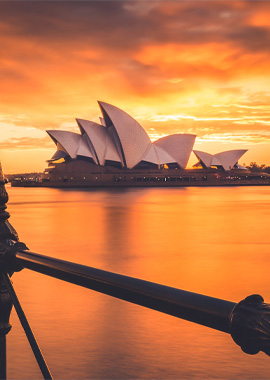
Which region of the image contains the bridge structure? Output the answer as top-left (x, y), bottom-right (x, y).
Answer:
top-left (0, 163), bottom-right (270, 379)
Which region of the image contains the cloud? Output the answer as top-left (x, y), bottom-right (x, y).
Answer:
top-left (0, 136), bottom-right (52, 150)
top-left (0, 0), bottom-right (270, 170)
top-left (1, 1), bottom-right (270, 52)
top-left (228, 25), bottom-right (270, 52)
top-left (197, 131), bottom-right (270, 145)
top-left (0, 121), bottom-right (46, 140)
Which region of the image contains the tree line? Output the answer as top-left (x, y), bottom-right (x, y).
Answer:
top-left (244, 162), bottom-right (270, 174)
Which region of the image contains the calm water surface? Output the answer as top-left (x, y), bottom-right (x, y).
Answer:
top-left (5, 185), bottom-right (270, 379)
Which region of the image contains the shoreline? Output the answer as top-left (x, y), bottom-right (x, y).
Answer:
top-left (11, 179), bottom-right (270, 188)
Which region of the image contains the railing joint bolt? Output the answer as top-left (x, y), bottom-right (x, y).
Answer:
top-left (230, 294), bottom-right (270, 356)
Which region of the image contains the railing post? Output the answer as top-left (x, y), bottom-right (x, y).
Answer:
top-left (0, 163), bottom-right (53, 380)
top-left (0, 273), bottom-right (12, 379)
top-left (0, 162), bottom-right (18, 379)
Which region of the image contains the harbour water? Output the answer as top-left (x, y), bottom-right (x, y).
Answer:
top-left (5, 185), bottom-right (270, 379)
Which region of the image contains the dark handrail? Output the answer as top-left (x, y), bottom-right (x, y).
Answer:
top-left (15, 249), bottom-right (234, 333)
top-left (10, 248), bottom-right (270, 357)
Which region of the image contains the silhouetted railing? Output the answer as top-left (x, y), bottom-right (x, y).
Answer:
top-left (0, 164), bottom-right (270, 379)
top-left (15, 248), bottom-right (235, 332)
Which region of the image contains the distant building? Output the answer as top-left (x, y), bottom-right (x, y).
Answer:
top-left (13, 102), bottom-right (270, 188)
top-left (47, 101), bottom-right (196, 170)
top-left (46, 101), bottom-right (247, 171)
top-left (193, 150), bottom-right (248, 171)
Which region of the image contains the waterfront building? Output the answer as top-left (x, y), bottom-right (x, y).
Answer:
top-left (47, 101), bottom-right (197, 170)
top-left (12, 102), bottom-right (270, 187)
top-left (193, 150), bottom-right (248, 171)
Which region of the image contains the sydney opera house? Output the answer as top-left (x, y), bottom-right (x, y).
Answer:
top-left (13, 101), bottom-right (270, 187)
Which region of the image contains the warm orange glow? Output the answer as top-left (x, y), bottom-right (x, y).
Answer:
top-left (0, 1), bottom-right (269, 173)
top-left (7, 185), bottom-right (270, 378)
top-left (50, 158), bottom-right (65, 164)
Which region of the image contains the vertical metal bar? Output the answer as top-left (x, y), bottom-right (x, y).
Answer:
top-left (2, 273), bottom-right (53, 380)
top-left (0, 161), bottom-right (20, 379)
top-left (0, 272), bottom-right (13, 380)
top-left (0, 336), bottom-right (7, 380)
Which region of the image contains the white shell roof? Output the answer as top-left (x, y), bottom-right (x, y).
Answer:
top-left (214, 150), bottom-right (248, 171)
top-left (193, 149), bottom-right (248, 170)
top-left (76, 119), bottom-right (121, 165)
top-left (46, 103), bottom-right (248, 173)
top-left (77, 134), bottom-right (94, 159)
top-left (154, 134), bottom-right (196, 168)
top-left (235, 163), bottom-right (248, 170)
top-left (77, 119), bottom-right (107, 164)
top-left (47, 150), bottom-right (68, 162)
top-left (141, 145), bottom-right (178, 166)
top-left (47, 130), bottom-right (81, 159)
top-left (141, 145), bottom-right (160, 165)
top-left (104, 131), bottom-right (122, 164)
top-left (193, 151), bottom-right (213, 167)
top-left (211, 156), bottom-right (223, 167)
top-left (98, 101), bottom-right (152, 169)
top-left (99, 117), bottom-right (106, 126)
top-left (155, 145), bottom-right (177, 165)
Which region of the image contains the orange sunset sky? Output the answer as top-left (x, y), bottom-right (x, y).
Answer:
top-left (0, 0), bottom-right (270, 174)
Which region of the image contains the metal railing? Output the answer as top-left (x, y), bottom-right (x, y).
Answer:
top-left (0, 164), bottom-right (270, 379)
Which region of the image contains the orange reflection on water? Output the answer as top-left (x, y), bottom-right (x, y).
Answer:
top-left (6, 185), bottom-right (270, 379)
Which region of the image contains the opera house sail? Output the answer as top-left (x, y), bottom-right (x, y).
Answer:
top-left (12, 102), bottom-right (270, 187)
